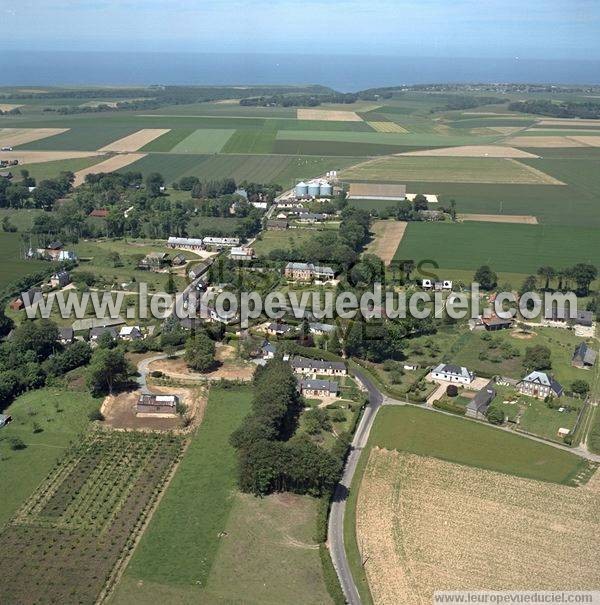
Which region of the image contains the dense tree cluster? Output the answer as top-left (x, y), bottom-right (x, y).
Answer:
top-left (0, 171), bottom-right (73, 210)
top-left (240, 92), bottom-right (359, 107)
top-left (230, 359), bottom-right (341, 496)
top-left (509, 100), bottom-right (600, 120)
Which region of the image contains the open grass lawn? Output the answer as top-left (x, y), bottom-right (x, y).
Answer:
top-left (0, 208), bottom-right (46, 231)
top-left (0, 232), bottom-right (48, 288)
top-left (253, 228), bottom-right (317, 256)
top-left (170, 128), bottom-right (236, 153)
top-left (114, 387), bottom-right (252, 595)
top-left (340, 156), bottom-right (561, 184)
top-left (518, 396), bottom-right (581, 442)
top-left (394, 222), bottom-right (600, 275)
top-left (0, 388), bottom-right (101, 526)
top-left (371, 405), bottom-right (590, 484)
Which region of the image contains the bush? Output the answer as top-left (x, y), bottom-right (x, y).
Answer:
top-left (9, 436), bottom-right (26, 450)
top-left (486, 405), bottom-right (504, 425)
top-left (150, 370), bottom-right (164, 378)
top-left (89, 409), bottom-right (105, 421)
top-left (446, 384), bottom-right (459, 397)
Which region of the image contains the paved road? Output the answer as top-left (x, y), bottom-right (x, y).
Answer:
top-left (136, 350), bottom-right (184, 393)
top-left (327, 369), bottom-right (383, 605)
top-left (327, 370), bottom-right (600, 605)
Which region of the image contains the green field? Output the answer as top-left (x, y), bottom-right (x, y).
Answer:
top-left (140, 128), bottom-right (195, 151)
top-left (112, 386), bottom-right (332, 604)
top-left (394, 222), bottom-right (600, 275)
top-left (340, 156), bottom-right (561, 184)
top-left (170, 128), bottom-right (236, 153)
top-left (0, 388), bottom-right (101, 526)
top-left (19, 124), bottom-right (140, 151)
top-left (221, 127), bottom-right (278, 153)
top-left (0, 232), bottom-right (48, 288)
top-left (254, 228), bottom-right (319, 256)
top-left (17, 155), bottom-right (103, 180)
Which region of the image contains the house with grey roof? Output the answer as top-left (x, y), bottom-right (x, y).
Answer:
top-left (431, 363), bottom-right (474, 385)
top-left (309, 322), bottom-right (336, 335)
top-left (57, 327), bottom-right (74, 345)
top-left (544, 303), bottom-right (594, 327)
top-left (572, 342), bottom-right (597, 369)
top-left (261, 340), bottom-right (277, 359)
top-left (137, 394), bottom-right (179, 417)
top-left (89, 326), bottom-right (118, 343)
top-left (290, 356), bottom-right (347, 376)
top-left (284, 262), bottom-right (336, 282)
top-left (466, 381), bottom-right (496, 420)
top-left (518, 371), bottom-right (563, 399)
top-left (298, 378), bottom-right (339, 398)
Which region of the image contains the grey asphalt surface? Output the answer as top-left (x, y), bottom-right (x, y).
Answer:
top-left (328, 368), bottom-right (383, 605)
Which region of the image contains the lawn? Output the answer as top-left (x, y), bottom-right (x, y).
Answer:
top-left (113, 387), bottom-right (253, 595)
top-left (0, 208), bottom-right (46, 231)
top-left (368, 405), bottom-right (589, 484)
top-left (339, 156), bottom-right (561, 184)
top-left (0, 232), bottom-right (48, 289)
top-left (394, 222), bottom-right (600, 275)
top-left (0, 388), bottom-right (101, 526)
top-left (253, 228), bottom-right (318, 256)
top-left (170, 128), bottom-right (236, 153)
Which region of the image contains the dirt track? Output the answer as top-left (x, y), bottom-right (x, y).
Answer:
top-left (367, 220), bottom-right (407, 266)
top-left (0, 127), bottom-right (68, 147)
top-left (98, 129), bottom-right (170, 152)
top-left (459, 213), bottom-right (538, 224)
top-left (357, 448), bottom-right (600, 605)
top-left (398, 145), bottom-right (539, 158)
top-left (73, 153), bottom-right (146, 186)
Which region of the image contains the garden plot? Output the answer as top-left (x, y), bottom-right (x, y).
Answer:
top-left (356, 448), bottom-right (600, 605)
top-left (0, 127), bottom-right (69, 147)
top-left (0, 430), bottom-right (184, 605)
top-left (98, 128), bottom-right (171, 152)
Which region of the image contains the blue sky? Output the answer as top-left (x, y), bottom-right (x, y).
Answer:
top-left (1, 0), bottom-right (599, 59)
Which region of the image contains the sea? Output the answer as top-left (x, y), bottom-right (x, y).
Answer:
top-left (1, 51), bottom-right (600, 91)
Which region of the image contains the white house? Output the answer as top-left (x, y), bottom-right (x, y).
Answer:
top-left (431, 363), bottom-right (474, 384)
top-left (119, 325), bottom-right (143, 340)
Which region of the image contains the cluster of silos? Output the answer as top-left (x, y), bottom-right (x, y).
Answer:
top-left (294, 179), bottom-right (333, 198)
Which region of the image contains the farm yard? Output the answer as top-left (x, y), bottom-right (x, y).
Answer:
top-left (356, 448), bottom-right (600, 605)
top-left (0, 430), bottom-right (185, 605)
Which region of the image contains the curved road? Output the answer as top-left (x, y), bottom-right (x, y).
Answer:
top-left (328, 370), bottom-right (600, 604)
top-left (328, 369), bottom-right (383, 605)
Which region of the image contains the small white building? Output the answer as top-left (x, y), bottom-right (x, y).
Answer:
top-left (431, 363), bottom-right (474, 384)
top-left (230, 246), bottom-right (255, 261)
top-left (119, 325), bottom-right (143, 340)
top-left (203, 236), bottom-right (240, 249)
top-left (167, 236), bottom-right (205, 251)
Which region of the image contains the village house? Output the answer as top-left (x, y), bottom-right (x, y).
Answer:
top-left (284, 262), bottom-right (336, 282)
top-left (544, 303), bottom-right (594, 327)
top-left (261, 341), bottom-right (277, 359)
top-left (167, 236), bottom-right (205, 251)
top-left (88, 208), bottom-right (109, 218)
top-left (266, 219), bottom-right (288, 231)
top-left (188, 259), bottom-right (213, 280)
top-left (230, 246), bottom-right (255, 261)
top-left (465, 381), bottom-right (496, 420)
top-left (298, 212), bottom-right (327, 224)
top-left (572, 342), bottom-right (597, 369)
top-left (422, 279), bottom-right (453, 291)
top-left (309, 322), bottom-right (336, 335)
top-left (89, 326), bottom-right (118, 343)
top-left (50, 270), bottom-right (71, 289)
top-left (267, 322), bottom-right (294, 336)
top-left (136, 393), bottom-right (179, 417)
top-left (298, 378), bottom-right (339, 398)
top-left (9, 287), bottom-right (42, 311)
top-left (518, 371), bottom-right (563, 399)
top-left (481, 313), bottom-right (513, 331)
top-left (290, 356), bottom-right (347, 376)
top-left (431, 363), bottom-right (474, 384)
top-left (171, 253), bottom-right (187, 266)
top-left (138, 252), bottom-right (170, 272)
top-left (57, 327), bottom-right (75, 345)
top-left (203, 236), bottom-right (240, 249)
top-left (119, 325), bottom-right (143, 341)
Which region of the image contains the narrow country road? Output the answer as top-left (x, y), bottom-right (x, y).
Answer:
top-left (328, 368), bottom-right (600, 605)
top-left (328, 369), bottom-right (383, 605)
top-left (136, 350), bottom-right (184, 393)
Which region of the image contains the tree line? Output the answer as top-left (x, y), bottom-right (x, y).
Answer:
top-left (230, 359), bottom-right (342, 496)
top-left (509, 99), bottom-right (600, 120)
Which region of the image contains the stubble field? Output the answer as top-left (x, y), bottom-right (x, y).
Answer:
top-left (356, 448), bottom-right (600, 605)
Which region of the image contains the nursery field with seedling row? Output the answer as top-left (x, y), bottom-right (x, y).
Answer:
top-left (0, 430), bottom-right (184, 605)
